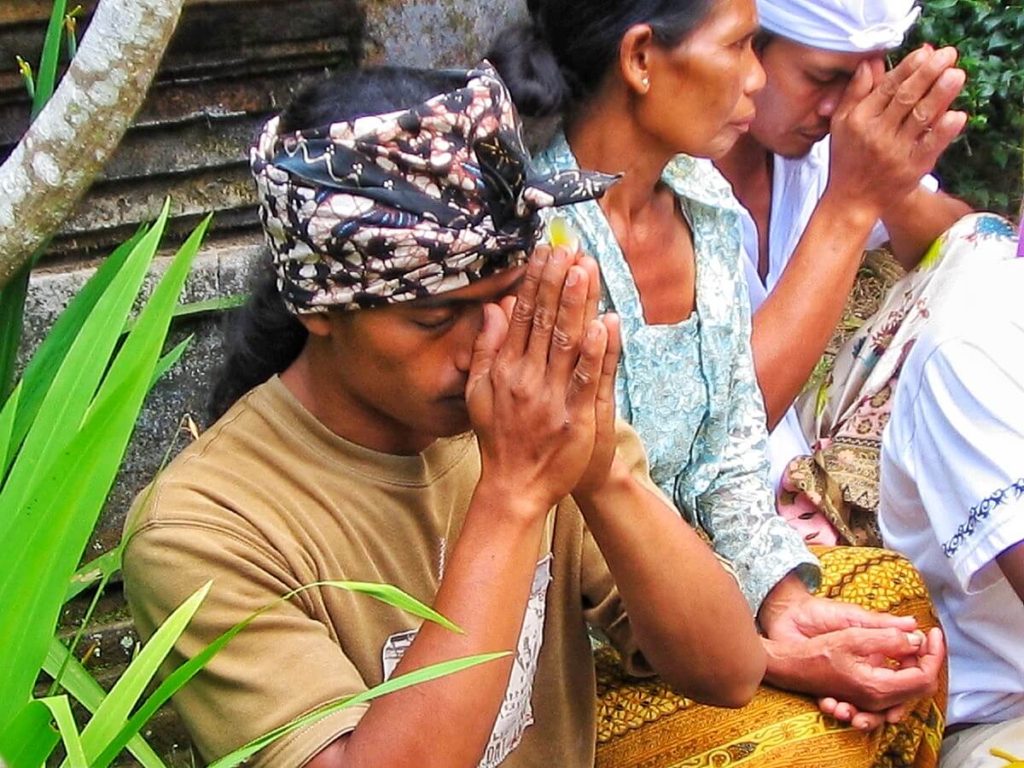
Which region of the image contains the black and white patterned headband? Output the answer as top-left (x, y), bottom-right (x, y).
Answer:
top-left (250, 61), bottom-right (619, 314)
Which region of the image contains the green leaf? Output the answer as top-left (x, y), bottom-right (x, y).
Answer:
top-left (0, 264), bottom-right (33, 403)
top-left (0, 371), bottom-right (154, 727)
top-left (0, 205), bottom-right (169, 522)
top-left (68, 583), bottom-right (212, 767)
top-left (174, 294), bottom-right (246, 318)
top-left (0, 208), bottom-right (204, 728)
top-left (87, 213), bottom-right (211, 423)
top-left (64, 549), bottom-right (123, 604)
top-left (123, 295), bottom-right (245, 335)
top-left (43, 637), bottom-right (167, 768)
top-left (32, 0), bottom-right (68, 118)
top-left (6, 227), bottom-right (145, 470)
top-left (94, 580), bottom-right (463, 767)
top-left (40, 696), bottom-right (86, 768)
top-left (0, 382), bottom-right (21, 479)
top-left (209, 652), bottom-right (511, 768)
top-left (315, 581), bottom-right (463, 633)
top-left (0, 701), bottom-right (59, 767)
top-left (150, 336), bottom-right (193, 389)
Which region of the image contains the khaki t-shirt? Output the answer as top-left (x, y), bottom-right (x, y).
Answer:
top-left (124, 376), bottom-right (654, 766)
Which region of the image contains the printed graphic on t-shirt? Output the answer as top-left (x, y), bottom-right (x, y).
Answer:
top-left (381, 628), bottom-right (418, 681)
top-left (380, 555), bottom-right (552, 767)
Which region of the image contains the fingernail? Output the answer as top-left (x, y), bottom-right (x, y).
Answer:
top-left (587, 322), bottom-right (601, 339)
top-left (566, 268), bottom-right (580, 286)
top-left (906, 630), bottom-right (925, 646)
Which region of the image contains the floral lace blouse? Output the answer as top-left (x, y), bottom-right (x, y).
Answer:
top-left (535, 133), bottom-right (819, 612)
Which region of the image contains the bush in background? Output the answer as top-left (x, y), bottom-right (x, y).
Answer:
top-left (904, 0), bottom-right (1024, 214)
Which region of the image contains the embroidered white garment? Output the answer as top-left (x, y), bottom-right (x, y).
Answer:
top-left (881, 258), bottom-right (1024, 726)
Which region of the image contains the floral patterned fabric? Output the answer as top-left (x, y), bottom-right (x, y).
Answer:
top-left (534, 134), bottom-right (818, 613)
top-left (793, 213), bottom-right (1021, 547)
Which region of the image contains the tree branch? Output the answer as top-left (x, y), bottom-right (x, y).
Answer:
top-left (0, 0), bottom-right (186, 289)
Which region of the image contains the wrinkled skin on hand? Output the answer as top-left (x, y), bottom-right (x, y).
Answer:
top-left (466, 244), bottom-right (620, 514)
top-left (760, 577), bottom-right (944, 731)
top-left (828, 45), bottom-right (967, 221)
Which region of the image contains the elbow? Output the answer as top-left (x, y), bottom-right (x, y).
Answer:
top-left (709, 668), bottom-right (763, 709)
top-left (667, 641), bottom-right (766, 709)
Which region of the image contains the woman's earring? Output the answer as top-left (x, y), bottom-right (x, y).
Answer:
top-left (641, 75), bottom-right (650, 93)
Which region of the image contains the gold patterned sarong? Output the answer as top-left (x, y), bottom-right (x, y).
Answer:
top-left (595, 547), bottom-right (947, 768)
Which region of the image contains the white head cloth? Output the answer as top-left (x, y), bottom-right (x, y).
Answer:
top-left (757, 0), bottom-right (921, 52)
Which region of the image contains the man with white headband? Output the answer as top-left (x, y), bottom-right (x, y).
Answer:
top-left (714, 5), bottom-right (971, 551)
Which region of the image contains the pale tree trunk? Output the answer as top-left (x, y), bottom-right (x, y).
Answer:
top-left (0, 0), bottom-right (186, 289)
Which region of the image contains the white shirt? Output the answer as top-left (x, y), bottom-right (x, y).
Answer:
top-left (880, 259), bottom-right (1024, 726)
top-left (736, 136), bottom-right (937, 487)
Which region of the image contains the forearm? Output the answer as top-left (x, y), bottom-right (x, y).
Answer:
top-left (752, 192), bottom-right (878, 427)
top-left (884, 187), bottom-right (972, 270)
top-left (576, 463), bottom-right (765, 707)
top-left (329, 485), bottom-right (548, 768)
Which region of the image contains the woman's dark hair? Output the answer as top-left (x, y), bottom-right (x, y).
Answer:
top-left (207, 66), bottom-right (465, 422)
top-left (487, 0), bottom-right (713, 117)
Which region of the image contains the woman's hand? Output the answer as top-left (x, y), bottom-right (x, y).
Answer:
top-left (466, 245), bottom-right (612, 513)
top-left (764, 626), bottom-right (943, 729)
top-left (758, 576), bottom-right (944, 728)
top-left (828, 45), bottom-right (967, 221)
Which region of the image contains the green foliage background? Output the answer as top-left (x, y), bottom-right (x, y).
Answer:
top-left (904, 0), bottom-right (1024, 214)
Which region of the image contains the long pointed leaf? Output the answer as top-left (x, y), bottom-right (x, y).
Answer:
top-left (0, 204), bottom-right (169, 524)
top-left (40, 696), bottom-right (85, 768)
top-left (150, 336), bottom-right (192, 389)
top-left (0, 265), bottom-right (32, 402)
top-left (63, 548), bottom-right (123, 605)
top-left (0, 209), bottom-right (203, 725)
top-left (44, 638), bottom-right (165, 768)
top-left (94, 579), bottom-right (463, 768)
top-left (0, 383), bottom-right (21, 478)
top-left (317, 581), bottom-right (462, 632)
top-left (70, 584), bottom-right (211, 766)
top-left (43, 638), bottom-right (167, 768)
top-left (209, 653), bottom-right (510, 768)
top-left (7, 227), bottom-right (145, 468)
top-left (0, 370), bottom-right (154, 726)
top-left (122, 295), bottom-right (244, 335)
top-left (32, 0), bottom-right (68, 117)
top-left (0, 701), bottom-right (59, 767)
top-left (88, 214), bottom-right (210, 419)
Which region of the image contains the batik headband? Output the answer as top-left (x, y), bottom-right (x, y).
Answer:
top-left (251, 61), bottom-right (619, 314)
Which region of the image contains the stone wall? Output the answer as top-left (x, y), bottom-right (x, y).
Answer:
top-left (2, 0), bottom-right (521, 762)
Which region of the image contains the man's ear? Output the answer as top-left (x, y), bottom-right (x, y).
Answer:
top-left (619, 24), bottom-right (656, 96)
top-left (296, 311), bottom-right (334, 338)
